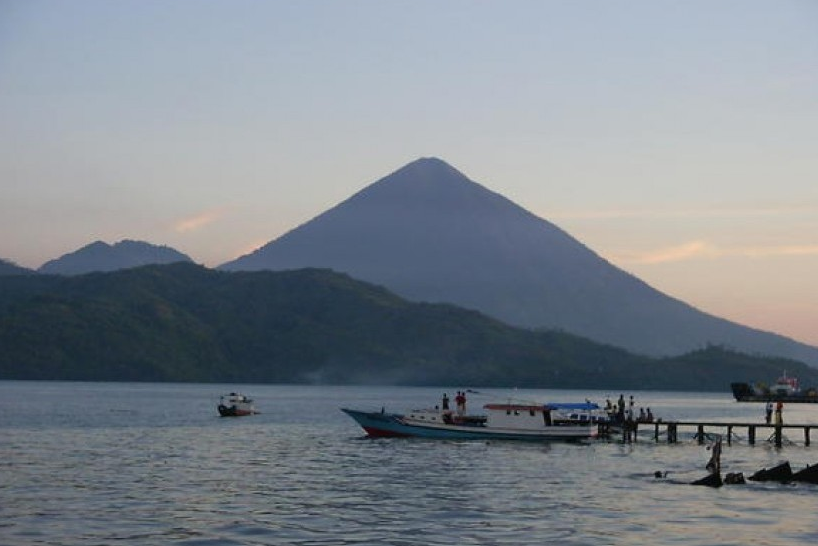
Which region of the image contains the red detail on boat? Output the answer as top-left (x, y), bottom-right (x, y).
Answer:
top-left (362, 426), bottom-right (411, 438)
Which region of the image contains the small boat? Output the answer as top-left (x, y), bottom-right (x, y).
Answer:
top-left (341, 400), bottom-right (599, 441)
top-left (217, 392), bottom-right (257, 417)
top-left (731, 372), bottom-right (818, 403)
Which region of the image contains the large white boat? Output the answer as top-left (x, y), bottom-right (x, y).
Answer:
top-left (342, 400), bottom-right (601, 441)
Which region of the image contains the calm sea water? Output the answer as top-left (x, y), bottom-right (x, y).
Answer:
top-left (1, 382), bottom-right (817, 546)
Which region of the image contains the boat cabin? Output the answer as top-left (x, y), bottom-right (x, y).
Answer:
top-left (772, 372), bottom-right (800, 396)
top-left (402, 402), bottom-right (601, 431)
top-left (404, 408), bottom-right (487, 427)
top-left (484, 404), bottom-right (556, 429)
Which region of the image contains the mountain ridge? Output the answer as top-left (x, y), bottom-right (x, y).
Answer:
top-left (38, 239), bottom-right (193, 275)
top-left (0, 258), bottom-right (33, 276)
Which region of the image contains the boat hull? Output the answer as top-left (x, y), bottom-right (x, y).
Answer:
top-left (792, 464), bottom-right (818, 484)
top-left (218, 404), bottom-right (255, 417)
top-left (341, 409), bottom-right (596, 441)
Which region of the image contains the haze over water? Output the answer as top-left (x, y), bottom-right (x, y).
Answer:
top-left (3, 382), bottom-right (818, 545)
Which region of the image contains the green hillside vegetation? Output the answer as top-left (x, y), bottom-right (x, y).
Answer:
top-left (1, 262), bottom-right (816, 390)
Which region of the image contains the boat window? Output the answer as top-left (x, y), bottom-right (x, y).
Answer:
top-left (529, 409), bottom-right (535, 416)
top-left (506, 409), bottom-right (511, 415)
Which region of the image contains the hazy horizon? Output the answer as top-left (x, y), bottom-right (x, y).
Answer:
top-left (2, 1), bottom-right (817, 346)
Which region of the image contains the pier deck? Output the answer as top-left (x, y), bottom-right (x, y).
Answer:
top-left (599, 421), bottom-right (817, 447)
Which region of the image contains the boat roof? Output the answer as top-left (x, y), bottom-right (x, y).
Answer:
top-left (483, 402), bottom-right (599, 411)
top-left (546, 402), bottom-right (601, 410)
top-left (483, 402), bottom-right (600, 412)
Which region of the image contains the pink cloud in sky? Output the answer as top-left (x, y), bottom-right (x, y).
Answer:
top-left (546, 204), bottom-right (818, 221)
top-left (173, 208), bottom-right (229, 234)
top-left (616, 241), bottom-right (818, 265)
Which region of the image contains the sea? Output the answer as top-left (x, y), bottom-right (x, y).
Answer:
top-left (1, 381), bottom-right (817, 546)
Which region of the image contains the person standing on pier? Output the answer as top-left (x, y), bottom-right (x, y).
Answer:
top-left (765, 401), bottom-right (773, 424)
top-left (774, 401), bottom-right (784, 426)
top-left (705, 438), bottom-right (722, 475)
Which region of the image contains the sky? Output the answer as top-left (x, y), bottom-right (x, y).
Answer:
top-left (1, 1), bottom-right (817, 346)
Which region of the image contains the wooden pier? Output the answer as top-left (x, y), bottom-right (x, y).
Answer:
top-left (599, 421), bottom-right (817, 448)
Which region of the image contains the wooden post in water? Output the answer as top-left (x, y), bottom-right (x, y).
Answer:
top-left (805, 427), bottom-right (811, 447)
top-left (697, 424), bottom-right (705, 445)
top-left (727, 425), bottom-right (733, 446)
top-left (654, 422), bottom-right (660, 442)
top-left (748, 426), bottom-right (756, 445)
top-left (774, 425), bottom-right (782, 448)
top-left (667, 423), bottom-right (677, 443)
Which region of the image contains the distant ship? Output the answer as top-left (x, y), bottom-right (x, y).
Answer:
top-left (731, 372), bottom-right (818, 403)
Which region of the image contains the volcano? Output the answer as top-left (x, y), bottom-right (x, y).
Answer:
top-left (221, 157), bottom-right (818, 366)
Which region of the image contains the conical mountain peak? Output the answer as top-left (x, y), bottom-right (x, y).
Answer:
top-left (390, 156), bottom-right (468, 180)
top-left (349, 157), bottom-right (484, 204)
top-left (222, 157), bottom-right (575, 275)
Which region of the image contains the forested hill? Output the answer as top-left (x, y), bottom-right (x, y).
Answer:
top-left (1, 262), bottom-right (815, 390)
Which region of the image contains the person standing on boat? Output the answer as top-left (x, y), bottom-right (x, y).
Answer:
top-left (442, 393), bottom-right (450, 411)
top-left (617, 394), bottom-right (625, 420)
top-left (765, 401), bottom-right (773, 424)
top-left (455, 391), bottom-right (466, 415)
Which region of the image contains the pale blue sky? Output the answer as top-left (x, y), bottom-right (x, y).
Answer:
top-left (1, 1), bottom-right (817, 345)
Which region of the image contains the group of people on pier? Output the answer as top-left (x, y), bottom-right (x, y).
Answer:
top-left (605, 394), bottom-right (654, 424)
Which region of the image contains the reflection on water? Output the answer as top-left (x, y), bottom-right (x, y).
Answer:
top-left (1, 382), bottom-right (817, 545)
